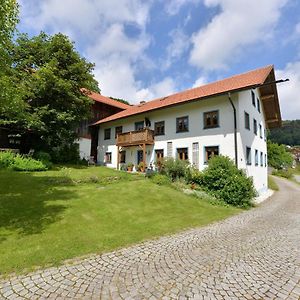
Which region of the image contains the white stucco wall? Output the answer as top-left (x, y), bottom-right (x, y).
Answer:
top-left (97, 90), bottom-right (268, 195)
top-left (78, 137), bottom-right (91, 159)
top-left (237, 89), bottom-right (268, 194)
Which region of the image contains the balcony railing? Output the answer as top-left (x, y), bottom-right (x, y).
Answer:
top-left (116, 128), bottom-right (154, 146)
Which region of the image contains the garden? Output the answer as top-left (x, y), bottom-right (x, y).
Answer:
top-left (0, 151), bottom-right (243, 276)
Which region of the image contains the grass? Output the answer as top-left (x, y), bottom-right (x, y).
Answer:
top-left (0, 166), bottom-right (240, 276)
top-left (268, 175), bottom-right (279, 191)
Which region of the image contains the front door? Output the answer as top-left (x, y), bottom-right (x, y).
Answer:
top-left (137, 150), bottom-right (143, 164)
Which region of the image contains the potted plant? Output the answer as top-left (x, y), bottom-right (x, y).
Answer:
top-left (137, 161), bottom-right (145, 172)
top-left (127, 162), bottom-right (134, 172)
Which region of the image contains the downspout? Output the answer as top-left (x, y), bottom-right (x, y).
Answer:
top-left (228, 92), bottom-right (238, 168)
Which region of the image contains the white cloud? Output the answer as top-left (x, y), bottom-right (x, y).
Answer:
top-left (19, 0), bottom-right (149, 36)
top-left (163, 28), bottom-right (190, 69)
top-left (276, 62), bottom-right (300, 120)
top-left (136, 77), bottom-right (177, 101)
top-left (18, 0), bottom-right (155, 104)
top-left (193, 76), bottom-right (208, 87)
top-left (189, 0), bottom-right (288, 70)
top-left (164, 0), bottom-right (201, 15)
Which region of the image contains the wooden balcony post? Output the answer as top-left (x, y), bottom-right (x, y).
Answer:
top-left (117, 146), bottom-right (120, 170)
top-left (142, 143), bottom-right (146, 172)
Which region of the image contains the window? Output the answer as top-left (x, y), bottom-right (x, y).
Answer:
top-left (176, 116), bottom-right (189, 132)
top-left (246, 147), bottom-right (251, 165)
top-left (259, 124), bottom-right (263, 139)
top-left (115, 126), bottom-right (122, 138)
top-left (104, 128), bottom-right (111, 140)
top-left (177, 148), bottom-right (188, 160)
top-left (135, 121), bottom-right (144, 131)
top-left (244, 112), bottom-right (250, 130)
top-left (260, 152), bottom-right (263, 166)
top-left (265, 154), bottom-right (267, 167)
top-left (255, 149), bottom-right (258, 166)
top-left (204, 111), bottom-right (219, 129)
top-left (105, 152), bottom-right (112, 163)
top-left (264, 129), bottom-right (267, 141)
top-left (167, 142), bottom-right (173, 157)
top-left (253, 119), bottom-right (257, 135)
top-left (154, 121), bottom-right (165, 136)
top-left (205, 146), bottom-right (219, 163)
top-left (120, 151), bottom-right (126, 163)
top-left (257, 98), bottom-right (261, 113)
top-left (155, 149), bottom-right (164, 160)
top-left (252, 91), bottom-right (256, 107)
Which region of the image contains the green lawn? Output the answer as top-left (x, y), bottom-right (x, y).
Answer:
top-left (0, 166), bottom-right (239, 276)
top-left (268, 175), bottom-right (279, 191)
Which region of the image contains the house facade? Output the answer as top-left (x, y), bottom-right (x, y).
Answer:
top-left (92, 65), bottom-right (282, 195)
top-left (77, 90), bottom-right (130, 160)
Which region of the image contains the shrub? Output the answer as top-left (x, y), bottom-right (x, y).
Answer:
top-left (34, 151), bottom-right (53, 169)
top-left (189, 168), bottom-right (203, 185)
top-left (0, 151), bottom-right (15, 169)
top-left (267, 140), bottom-right (293, 170)
top-left (198, 155), bottom-right (256, 207)
top-left (0, 152), bottom-right (47, 171)
top-left (160, 158), bottom-right (190, 181)
top-left (150, 174), bottom-right (171, 186)
top-left (34, 151), bottom-right (51, 162)
top-left (272, 168), bottom-right (293, 179)
top-left (11, 155), bottom-right (47, 171)
top-left (50, 143), bottom-right (80, 164)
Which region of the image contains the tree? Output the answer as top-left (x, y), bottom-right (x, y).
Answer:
top-left (269, 120), bottom-right (300, 146)
top-left (10, 32), bottom-right (100, 161)
top-left (267, 140), bottom-right (293, 169)
top-left (0, 0), bottom-right (18, 69)
top-left (0, 0), bottom-right (25, 124)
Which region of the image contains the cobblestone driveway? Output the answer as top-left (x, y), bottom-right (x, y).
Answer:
top-left (1, 177), bottom-right (300, 300)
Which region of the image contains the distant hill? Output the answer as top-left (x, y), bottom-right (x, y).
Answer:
top-left (269, 120), bottom-right (300, 146)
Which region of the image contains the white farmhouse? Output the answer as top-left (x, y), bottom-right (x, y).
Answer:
top-left (92, 65), bottom-right (283, 195)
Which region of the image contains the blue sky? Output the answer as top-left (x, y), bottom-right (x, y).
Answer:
top-left (18, 0), bottom-right (300, 119)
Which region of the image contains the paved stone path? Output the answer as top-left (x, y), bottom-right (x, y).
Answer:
top-left (1, 177), bottom-right (300, 300)
top-left (294, 175), bottom-right (300, 184)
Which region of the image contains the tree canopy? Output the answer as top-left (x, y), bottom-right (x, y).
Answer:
top-left (267, 140), bottom-right (293, 169)
top-left (9, 32), bottom-right (100, 157)
top-left (269, 120), bottom-right (300, 146)
top-left (0, 0), bottom-right (25, 124)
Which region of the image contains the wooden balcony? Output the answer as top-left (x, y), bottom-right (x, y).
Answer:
top-left (116, 128), bottom-right (154, 147)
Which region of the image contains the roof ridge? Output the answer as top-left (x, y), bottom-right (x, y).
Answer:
top-left (92, 65), bottom-right (276, 125)
top-left (135, 65), bottom-right (274, 107)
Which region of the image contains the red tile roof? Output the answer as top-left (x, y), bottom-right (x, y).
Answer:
top-left (81, 89), bottom-right (130, 110)
top-left (95, 65), bottom-right (274, 125)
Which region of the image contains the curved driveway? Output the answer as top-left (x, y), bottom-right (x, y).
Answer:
top-left (1, 177), bottom-right (300, 299)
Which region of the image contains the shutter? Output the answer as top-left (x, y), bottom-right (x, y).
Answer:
top-left (167, 142), bottom-right (173, 157)
top-left (192, 142), bottom-right (199, 169)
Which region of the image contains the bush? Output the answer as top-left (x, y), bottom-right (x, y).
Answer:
top-left (160, 158), bottom-right (190, 181)
top-left (198, 156), bottom-right (256, 207)
top-left (272, 168), bottom-right (293, 179)
top-left (11, 155), bottom-right (47, 171)
top-left (267, 140), bottom-right (293, 169)
top-left (34, 151), bottom-right (53, 169)
top-left (150, 174), bottom-right (171, 186)
top-left (0, 152), bottom-right (47, 171)
top-left (0, 151), bottom-right (15, 169)
top-left (50, 143), bottom-right (80, 164)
